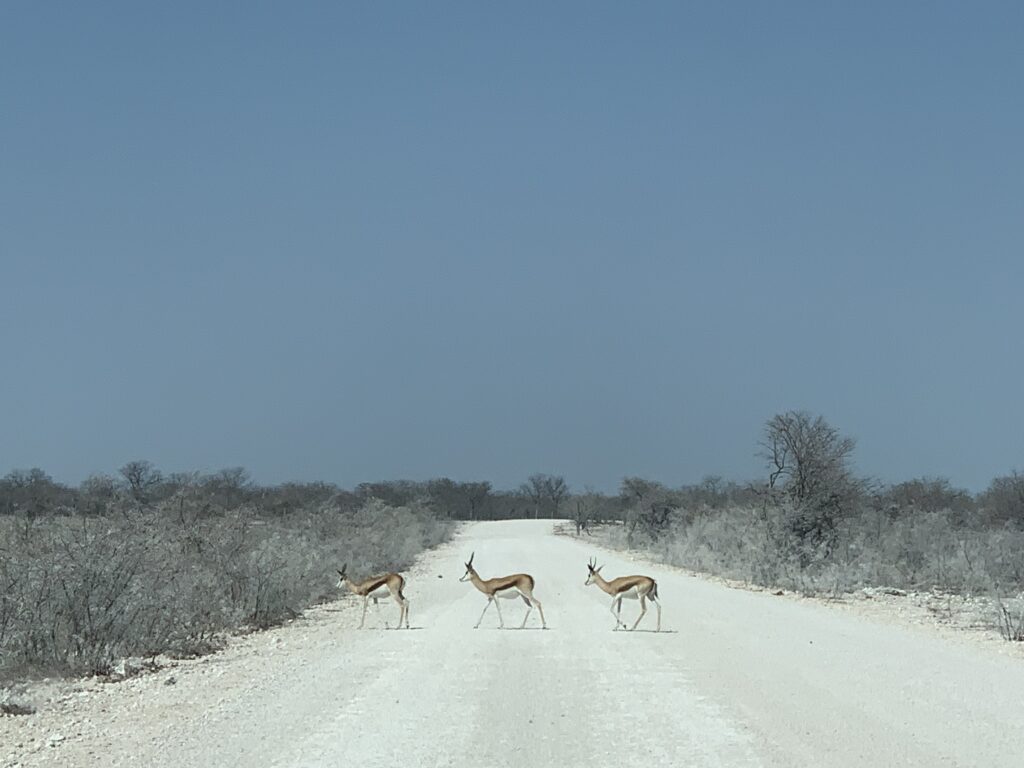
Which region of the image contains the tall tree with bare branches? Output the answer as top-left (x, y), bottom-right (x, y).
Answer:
top-left (759, 411), bottom-right (863, 550)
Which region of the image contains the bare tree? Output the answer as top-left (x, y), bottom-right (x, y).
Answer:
top-left (521, 474), bottom-right (546, 518)
top-left (0, 468), bottom-right (70, 517)
top-left (571, 488), bottom-right (614, 534)
top-left (544, 475), bottom-right (569, 519)
top-left (202, 467), bottom-right (253, 509)
top-left (759, 411), bottom-right (863, 549)
top-left (119, 460), bottom-right (163, 505)
top-left (425, 479), bottom-right (492, 520)
top-left (488, 489), bottom-right (531, 520)
top-left (520, 474), bottom-right (568, 519)
top-left (619, 477), bottom-right (679, 540)
top-left (463, 482), bottom-right (492, 520)
top-left (981, 471), bottom-right (1024, 527)
top-left (882, 477), bottom-right (974, 520)
top-left (79, 474), bottom-right (119, 516)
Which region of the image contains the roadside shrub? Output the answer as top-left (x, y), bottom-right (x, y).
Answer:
top-left (0, 498), bottom-right (452, 681)
top-left (604, 503), bottom-right (1024, 599)
top-left (993, 594), bottom-right (1024, 642)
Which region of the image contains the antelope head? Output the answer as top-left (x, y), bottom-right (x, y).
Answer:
top-left (585, 557), bottom-right (603, 586)
top-left (336, 564), bottom-right (349, 590)
top-left (459, 552), bottom-right (476, 582)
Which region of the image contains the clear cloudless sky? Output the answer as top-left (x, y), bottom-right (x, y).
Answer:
top-left (1, 2), bottom-right (1022, 492)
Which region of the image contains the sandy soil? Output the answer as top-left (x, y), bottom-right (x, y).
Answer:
top-left (3, 519), bottom-right (1024, 767)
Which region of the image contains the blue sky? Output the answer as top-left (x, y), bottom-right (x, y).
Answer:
top-left (2, 2), bottom-right (1022, 492)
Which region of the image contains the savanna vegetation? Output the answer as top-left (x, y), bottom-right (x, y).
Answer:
top-left (0, 466), bottom-right (453, 681)
top-left (596, 411), bottom-right (1024, 641)
top-left (4, 410), bottom-right (1024, 682)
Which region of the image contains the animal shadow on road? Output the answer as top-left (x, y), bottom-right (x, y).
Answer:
top-left (622, 628), bottom-right (677, 634)
top-left (478, 626), bottom-right (551, 631)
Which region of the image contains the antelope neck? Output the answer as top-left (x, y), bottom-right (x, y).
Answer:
top-left (591, 573), bottom-right (617, 595)
top-left (468, 570), bottom-right (490, 594)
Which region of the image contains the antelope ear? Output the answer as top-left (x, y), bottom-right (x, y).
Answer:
top-left (337, 569), bottom-right (344, 576)
top-left (596, 566), bottom-right (603, 573)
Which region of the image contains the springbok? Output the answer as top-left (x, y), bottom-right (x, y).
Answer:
top-left (336, 564), bottom-right (410, 629)
top-left (459, 552), bottom-right (547, 629)
top-left (585, 557), bottom-right (661, 631)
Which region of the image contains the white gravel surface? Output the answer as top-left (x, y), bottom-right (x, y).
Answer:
top-left (3, 519), bottom-right (1024, 767)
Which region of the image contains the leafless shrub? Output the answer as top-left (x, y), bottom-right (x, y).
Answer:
top-left (926, 592), bottom-right (967, 625)
top-left (993, 593), bottom-right (1024, 642)
top-left (604, 500), bottom-right (1024, 601)
top-left (0, 497), bottom-right (452, 682)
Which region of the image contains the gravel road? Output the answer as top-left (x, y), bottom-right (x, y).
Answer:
top-left (4, 519), bottom-right (1024, 767)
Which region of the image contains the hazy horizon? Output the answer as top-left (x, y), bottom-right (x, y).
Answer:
top-left (3, 3), bottom-right (1022, 494)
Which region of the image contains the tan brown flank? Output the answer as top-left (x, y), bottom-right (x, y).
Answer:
top-left (461, 554), bottom-right (546, 629)
top-left (586, 559), bottom-right (661, 631)
top-left (336, 567), bottom-right (409, 629)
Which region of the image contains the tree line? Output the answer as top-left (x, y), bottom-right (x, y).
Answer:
top-left (0, 465), bottom-right (578, 523)
top-left (2, 412), bottom-right (1023, 530)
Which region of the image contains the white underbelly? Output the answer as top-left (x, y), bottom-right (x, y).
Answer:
top-left (496, 589), bottom-right (523, 600)
top-left (369, 586), bottom-right (392, 599)
top-left (618, 588), bottom-right (640, 600)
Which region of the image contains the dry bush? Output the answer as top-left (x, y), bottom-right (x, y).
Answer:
top-left (606, 503), bottom-right (1024, 602)
top-left (993, 594), bottom-right (1024, 642)
top-left (0, 498), bottom-right (452, 681)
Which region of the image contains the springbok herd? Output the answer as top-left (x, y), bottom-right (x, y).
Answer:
top-left (335, 553), bottom-right (662, 632)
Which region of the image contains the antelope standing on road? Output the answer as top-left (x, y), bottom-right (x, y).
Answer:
top-left (336, 564), bottom-right (410, 629)
top-left (459, 552), bottom-right (547, 629)
top-left (585, 558), bottom-right (661, 631)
